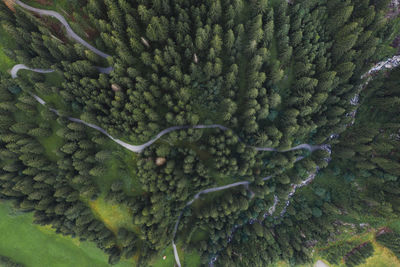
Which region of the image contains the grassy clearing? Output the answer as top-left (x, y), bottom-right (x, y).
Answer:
top-left (0, 48), bottom-right (14, 74)
top-left (181, 249), bottom-right (202, 267)
top-left (0, 26), bottom-right (15, 74)
top-left (309, 223), bottom-right (400, 267)
top-left (213, 171), bottom-right (239, 186)
top-left (99, 141), bottom-right (143, 196)
top-left (388, 220), bottom-right (400, 233)
top-left (88, 196), bottom-right (139, 235)
top-left (37, 117), bottom-right (64, 161)
top-left (190, 227), bottom-right (209, 243)
top-left (151, 246), bottom-right (176, 267)
top-left (149, 243), bottom-right (201, 267)
top-left (40, 71), bottom-right (74, 111)
top-left (0, 200), bottom-right (133, 267)
top-left (363, 240), bottom-right (400, 267)
top-left (31, 97), bottom-right (65, 160)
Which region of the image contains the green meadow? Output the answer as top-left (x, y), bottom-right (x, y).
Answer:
top-left (0, 201), bottom-right (133, 267)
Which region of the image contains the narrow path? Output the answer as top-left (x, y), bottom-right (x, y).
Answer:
top-left (10, 64), bottom-right (54, 78)
top-left (10, 64), bottom-right (112, 78)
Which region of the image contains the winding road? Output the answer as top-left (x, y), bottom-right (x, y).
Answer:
top-left (10, 64), bottom-right (113, 78)
top-left (10, 65), bottom-right (328, 154)
top-left (10, 64), bottom-right (54, 78)
top-left (8, 1), bottom-right (400, 266)
top-left (15, 0), bottom-right (110, 58)
top-left (10, 2), bottom-right (328, 157)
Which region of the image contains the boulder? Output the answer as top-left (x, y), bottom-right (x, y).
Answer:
top-left (156, 157), bottom-right (166, 166)
top-left (111, 84), bottom-right (121, 92)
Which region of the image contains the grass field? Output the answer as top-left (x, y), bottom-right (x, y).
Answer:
top-left (97, 142), bottom-right (143, 196)
top-left (0, 186), bottom-right (200, 267)
top-left (0, 200), bottom-right (133, 267)
top-left (309, 225), bottom-right (400, 267)
top-left (88, 196), bottom-right (140, 235)
top-left (149, 243), bottom-right (201, 267)
top-left (363, 240), bottom-right (400, 267)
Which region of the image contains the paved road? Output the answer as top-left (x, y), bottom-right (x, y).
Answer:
top-left (11, 64), bottom-right (112, 78)
top-left (10, 64), bottom-right (54, 78)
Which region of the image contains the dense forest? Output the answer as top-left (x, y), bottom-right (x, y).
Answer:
top-left (0, 0), bottom-right (400, 266)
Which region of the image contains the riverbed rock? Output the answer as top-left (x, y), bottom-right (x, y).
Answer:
top-left (156, 157), bottom-right (166, 166)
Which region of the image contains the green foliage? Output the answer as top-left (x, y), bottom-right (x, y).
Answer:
top-left (376, 231), bottom-right (400, 259)
top-left (0, 0), bottom-right (399, 266)
top-left (344, 242), bottom-right (374, 267)
top-left (320, 241), bottom-right (359, 265)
